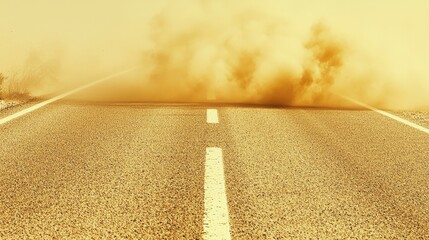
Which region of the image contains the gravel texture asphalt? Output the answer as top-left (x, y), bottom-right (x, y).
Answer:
top-left (1, 102), bottom-right (428, 239)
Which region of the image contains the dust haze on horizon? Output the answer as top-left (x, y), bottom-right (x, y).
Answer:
top-left (1, 0), bottom-right (428, 110)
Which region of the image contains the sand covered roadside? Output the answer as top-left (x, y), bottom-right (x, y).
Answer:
top-left (392, 111), bottom-right (429, 130)
top-left (0, 99), bottom-right (25, 111)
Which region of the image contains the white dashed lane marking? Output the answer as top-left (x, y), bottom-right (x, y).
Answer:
top-left (207, 109), bottom-right (219, 124)
top-left (204, 147), bottom-right (231, 240)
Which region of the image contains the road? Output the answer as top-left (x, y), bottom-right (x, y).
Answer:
top-left (0, 99), bottom-right (429, 239)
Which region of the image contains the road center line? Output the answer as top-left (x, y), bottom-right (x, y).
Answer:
top-left (0, 68), bottom-right (137, 126)
top-left (341, 95), bottom-right (429, 135)
top-left (207, 109), bottom-right (219, 124)
top-left (204, 147), bottom-right (231, 240)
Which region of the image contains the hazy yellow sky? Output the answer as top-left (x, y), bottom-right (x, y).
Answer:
top-left (1, 0), bottom-right (427, 61)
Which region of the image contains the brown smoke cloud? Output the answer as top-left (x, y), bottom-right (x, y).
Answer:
top-left (1, 0), bottom-right (428, 110)
top-left (119, 1), bottom-right (347, 106)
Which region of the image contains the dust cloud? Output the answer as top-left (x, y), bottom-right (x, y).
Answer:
top-left (1, 0), bottom-right (428, 110)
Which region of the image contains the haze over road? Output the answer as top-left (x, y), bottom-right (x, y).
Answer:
top-left (1, 98), bottom-right (429, 238)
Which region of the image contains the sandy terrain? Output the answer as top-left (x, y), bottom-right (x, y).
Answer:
top-left (393, 111), bottom-right (429, 129)
top-left (0, 100), bottom-right (24, 111)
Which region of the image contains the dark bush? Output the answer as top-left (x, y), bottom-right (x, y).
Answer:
top-left (0, 73), bottom-right (6, 99)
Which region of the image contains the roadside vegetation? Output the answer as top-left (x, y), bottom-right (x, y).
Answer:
top-left (0, 72), bottom-right (28, 110)
top-left (0, 72), bottom-right (5, 99)
top-left (0, 72), bottom-right (32, 100)
top-left (1, 51), bottom-right (61, 102)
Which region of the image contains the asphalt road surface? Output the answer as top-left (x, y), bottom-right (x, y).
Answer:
top-left (1, 100), bottom-right (429, 239)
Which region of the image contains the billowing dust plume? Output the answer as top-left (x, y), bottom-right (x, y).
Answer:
top-left (1, 0), bottom-right (429, 110)
top-left (129, 3), bottom-right (343, 106)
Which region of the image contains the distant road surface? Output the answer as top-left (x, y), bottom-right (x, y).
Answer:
top-left (1, 100), bottom-right (429, 239)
